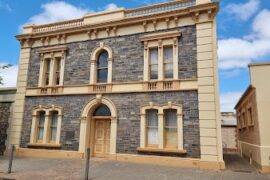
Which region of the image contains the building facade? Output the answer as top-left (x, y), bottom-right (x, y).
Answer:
top-left (0, 88), bottom-right (16, 155)
top-left (7, 0), bottom-right (223, 169)
top-left (235, 62), bottom-right (270, 173)
top-left (221, 112), bottom-right (238, 153)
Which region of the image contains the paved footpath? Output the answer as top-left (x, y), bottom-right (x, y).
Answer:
top-left (0, 156), bottom-right (270, 180)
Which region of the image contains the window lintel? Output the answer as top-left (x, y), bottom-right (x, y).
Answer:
top-left (140, 30), bottom-right (181, 42)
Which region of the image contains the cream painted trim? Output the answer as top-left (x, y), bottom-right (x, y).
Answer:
top-left (140, 31), bottom-right (181, 42)
top-left (79, 95), bottom-right (117, 156)
top-left (30, 105), bottom-right (63, 145)
top-left (90, 42), bottom-right (113, 84)
top-left (25, 80), bottom-right (198, 96)
top-left (14, 148), bottom-right (225, 170)
top-left (140, 102), bottom-right (183, 151)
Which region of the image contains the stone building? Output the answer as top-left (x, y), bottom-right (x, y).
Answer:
top-left (0, 88), bottom-right (16, 155)
top-left (221, 112), bottom-right (237, 153)
top-left (6, 0), bottom-right (224, 169)
top-left (235, 62), bottom-right (270, 173)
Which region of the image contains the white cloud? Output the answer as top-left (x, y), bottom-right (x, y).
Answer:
top-left (0, 64), bottom-right (18, 88)
top-left (25, 1), bottom-right (90, 25)
top-left (225, 0), bottom-right (260, 21)
top-left (103, 3), bottom-right (120, 11)
top-left (218, 9), bottom-right (270, 70)
top-left (220, 92), bottom-right (243, 112)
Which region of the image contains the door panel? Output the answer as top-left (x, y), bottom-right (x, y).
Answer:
top-left (94, 119), bottom-right (111, 157)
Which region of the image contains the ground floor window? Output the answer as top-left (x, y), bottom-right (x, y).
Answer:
top-left (140, 102), bottom-right (183, 151)
top-left (30, 105), bottom-right (62, 146)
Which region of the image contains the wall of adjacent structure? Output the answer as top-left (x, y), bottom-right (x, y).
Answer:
top-left (0, 103), bottom-right (12, 155)
top-left (221, 126), bottom-right (237, 152)
top-left (249, 64), bottom-right (270, 169)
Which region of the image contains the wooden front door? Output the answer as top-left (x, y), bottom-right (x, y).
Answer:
top-left (94, 119), bottom-right (111, 157)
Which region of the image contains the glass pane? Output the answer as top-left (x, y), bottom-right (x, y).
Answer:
top-left (150, 48), bottom-right (158, 64)
top-left (52, 111), bottom-right (58, 126)
top-left (150, 65), bottom-right (158, 80)
top-left (38, 128), bottom-right (44, 140)
top-left (39, 112), bottom-right (45, 127)
top-left (147, 110), bottom-right (158, 126)
top-left (165, 128), bottom-right (177, 148)
top-left (97, 69), bottom-right (108, 83)
top-left (164, 64), bottom-right (173, 79)
top-left (51, 128), bottom-right (57, 141)
top-left (165, 109), bottom-right (177, 127)
top-left (46, 59), bottom-right (51, 73)
top-left (163, 47), bottom-right (173, 63)
top-left (98, 51), bottom-right (108, 68)
top-left (147, 128), bottom-right (158, 145)
top-left (55, 58), bottom-right (61, 85)
top-left (38, 111), bottom-right (45, 140)
top-left (93, 105), bottom-right (111, 116)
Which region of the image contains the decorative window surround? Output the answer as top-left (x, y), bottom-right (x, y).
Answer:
top-left (38, 46), bottom-right (67, 90)
top-left (139, 102), bottom-right (184, 152)
top-left (90, 42), bottom-right (113, 85)
top-left (141, 31), bottom-right (181, 82)
top-left (29, 105), bottom-right (62, 147)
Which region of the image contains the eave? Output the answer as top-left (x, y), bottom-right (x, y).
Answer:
top-left (16, 2), bottom-right (219, 41)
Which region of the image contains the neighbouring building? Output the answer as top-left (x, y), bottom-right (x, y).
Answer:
top-left (221, 112), bottom-right (237, 153)
top-left (6, 0), bottom-right (224, 170)
top-left (235, 62), bottom-right (270, 173)
top-left (0, 88), bottom-right (16, 155)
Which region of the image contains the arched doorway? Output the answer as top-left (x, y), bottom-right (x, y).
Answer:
top-left (91, 104), bottom-right (111, 157)
top-left (79, 96), bottom-right (117, 158)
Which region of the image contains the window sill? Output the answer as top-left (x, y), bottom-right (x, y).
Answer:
top-left (27, 143), bottom-right (62, 148)
top-left (137, 147), bottom-right (187, 154)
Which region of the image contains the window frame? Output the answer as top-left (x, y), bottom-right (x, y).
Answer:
top-left (140, 102), bottom-right (183, 152)
top-left (30, 106), bottom-right (63, 147)
top-left (96, 51), bottom-right (109, 83)
top-left (141, 31), bottom-right (180, 81)
top-left (90, 43), bottom-right (113, 85)
top-left (38, 49), bottom-right (66, 88)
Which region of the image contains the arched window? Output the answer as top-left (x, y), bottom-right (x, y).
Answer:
top-left (97, 51), bottom-right (108, 83)
top-left (93, 104), bottom-right (111, 116)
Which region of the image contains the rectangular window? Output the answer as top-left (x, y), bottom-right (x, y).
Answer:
top-left (50, 111), bottom-right (58, 142)
top-left (164, 109), bottom-right (177, 148)
top-left (242, 112), bottom-right (246, 128)
top-left (38, 111), bottom-right (46, 141)
top-left (146, 109), bottom-right (158, 146)
top-left (163, 46), bottom-right (173, 79)
top-left (55, 57), bottom-right (61, 85)
top-left (248, 108), bottom-right (253, 126)
top-left (149, 48), bottom-right (158, 80)
top-left (44, 58), bottom-right (51, 86)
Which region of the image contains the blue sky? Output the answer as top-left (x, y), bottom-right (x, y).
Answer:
top-left (0, 0), bottom-right (270, 112)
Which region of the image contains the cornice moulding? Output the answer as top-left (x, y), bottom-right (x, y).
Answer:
top-left (16, 2), bottom-right (218, 41)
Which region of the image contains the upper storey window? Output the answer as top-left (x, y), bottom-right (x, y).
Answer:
top-left (97, 51), bottom-right (109, 83)
top-left (90, 43), bottom-right (113, 85)
top-left (38, 47), bottom-right (67, 87)
top-left (141, 31), bottom-right (181, 81)
top-left (149, 48), bottom-right (158, 80)
top-left (163, 46), bottom-right (173, 79)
